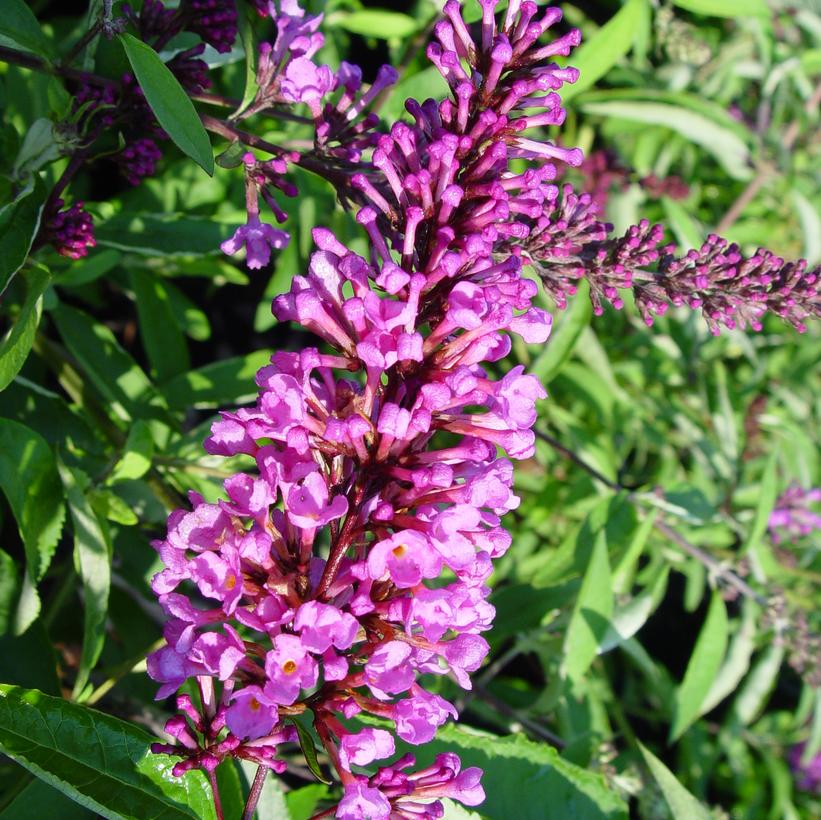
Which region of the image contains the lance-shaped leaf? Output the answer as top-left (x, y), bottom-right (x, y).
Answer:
top-left (0, 264), bottom-right (49, 392)
top-left (672, 0), bottom-right (768, 17)
top-left (562, 530), bottom-right (614, 682)
top-left (638, 742), bottom-right (711, 820)
top-left (0, 420), bottom-right (65, 634)
top-left (0, 685), bottom-right (217, 819)
top-left (0, 0), bottom-right (55, 59)
top-left (57, 461), bottom-right (112, 700)
top-left (669, 591), bottom-right (728, 741)
top-left (119, 33), bottom-right (213, 174)
top-left (562, 0), bottom-right (647, 101)
top-left (0, 176), bottom-right (48, 295)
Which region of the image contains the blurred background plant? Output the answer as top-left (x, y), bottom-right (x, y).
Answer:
top-left (0, 0), bottom-right (819, 818)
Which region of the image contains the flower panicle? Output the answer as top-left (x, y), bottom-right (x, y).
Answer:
top-left (148, 1), bottom-right (578, 816)
top-left (523, 185), bottom-right (821, 333)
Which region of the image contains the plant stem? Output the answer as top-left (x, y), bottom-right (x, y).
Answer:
top-left (241, 764), bottom-right (268, 820)
top-left (534, 428), bottom-right (768, 606)
top-left (208, 769), bottom-right (225, 820)
top-left (60, 21), bottom-right (102, 69)
top-left (201, 114), bottom-right (364, 196)
top-left (472, 683), bottom-right (565, 748)
top-left (314, 480), bottom-right (368, 599)
top-left (0, 44), bottom-right (117, 87)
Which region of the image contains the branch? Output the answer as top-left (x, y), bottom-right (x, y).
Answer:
top-left (534, 429), bottom-right (767, 606)
top-left (716, 81), bottom-right (821, 234)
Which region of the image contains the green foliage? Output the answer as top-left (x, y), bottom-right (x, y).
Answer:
top-left (0, 685), bottom-right (216, 819)
top-left (0, 1), bottom-right (819, 818)
top-left (0, 176), bottom-right (47, 294)
top-left (0, 0), bottom-right (55, 60)
top-left (118, 34), bottom-right (214, 174)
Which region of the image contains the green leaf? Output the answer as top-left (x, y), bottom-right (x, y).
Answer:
top-left (0, 549), bottom-right (19, 635)
top-left (0, 775), bottom-right (96, 819)
top-left (743, 453), bottom-right (780, 582)
top-left (291, 720), bottom-right (331, 785)
top-left (700, 600), bottom-right (757, 716)
top-left (731, 643), bottom-right (785, 726)
top-left (0, 264), bottom-right (49, 391)
top-left (579, 88), bottom-right (752, 144)
top-left (0, 0), bottom-right (55, 59)
top-left (13, 118), bottom-right (60, 180)
top-left (160, 350), bottom-right (270, 410)
top-left (94, 212), bottom-right (232, 257)
top-left (612, 510), bottom-right (657, 595)
top-left (109, 420), bottom-right (154, 483)
top-left (232, 5), bottom-right (259, 119)
top-left (411, 723), bottom-right (627, 819)
top-left (378, 66), bottom-right (449, 123)
top-left (580, 100), bottom-right (752, 180)
top-left (56, 249), bottom-right (122, 287)
top-left (88, 488), bottom-right (139, 526)
top-left (0, 176), bottom-right (48, 295)
top-left (638, 742), bottom-right (712, 820)
top-left (332, 9), bottom-right (420, 39)
top-left (792, 189), bottom-right (821, 265)
top-left (57, 461), bottom-right (112, 700)
top-left (0, 684), bottom-right (217, 819)
top-left (51, 303), bottom-right (172, 428)
top-left (562, 0), bottom-right (648, 102)
top-left (130, 268), bottom-right (190, 382)
top-left (531, 279), bottom-right (592, 383)
top-left (669, 591), bottom-right (728, 741)
top-left (672, 0), bottom-right (769, 17)
top-left (118, 33), bottom-right (213, 174)
top-left (285, 784), bottom-right (328, 820)
top-left (163, 280), bottom-right (210, 341)
top-left (562, 530), bottom-right (614, 682)
top-left (0, 621), bottom-right (60, 693)
top-left (0, 419), bottom-right (65, 633)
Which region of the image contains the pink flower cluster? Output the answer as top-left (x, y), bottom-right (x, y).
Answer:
top-left (150, 1), bottom-right (584, 815)
top-left (769, 485), bottom-right (821, 544)
top-left (220, 0), bottom-right (398, 269)
top-left (521, 185), bottom-right (821, 333)
top-left (43, 198), bottom-right (96, 260)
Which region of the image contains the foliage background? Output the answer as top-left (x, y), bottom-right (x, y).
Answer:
top-left (0, 0), bottom-right (819, 817)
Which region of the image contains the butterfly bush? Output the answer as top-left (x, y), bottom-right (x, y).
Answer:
top-left (147, 0), bottom-right (584, 815)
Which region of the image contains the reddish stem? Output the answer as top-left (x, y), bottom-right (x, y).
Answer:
top-left (241, 764), bottom-right (268, 820)
top-left (314, 481), bottom-right (368, 600)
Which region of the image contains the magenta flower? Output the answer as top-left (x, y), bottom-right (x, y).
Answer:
top-left (367, 531), bottom-right (443, 588)
top-left (394, 689), bottom-right (458, 745)
top-left (264, 633), bottom-right (318, 704)
top-left (225, 686), bottom-right (279, 740)
top-left (293, 600), bottom-right (359, 653)
top-left (338, 728), bottom-right (395, 771)
top-left (769, 485), bottom-right (821, 543)
top-left (281, 56), bottom-right (334, 116)
top-left (337, 781), bottom-right (392, 820)
top-left (220, 215), bottom-right (290, 270)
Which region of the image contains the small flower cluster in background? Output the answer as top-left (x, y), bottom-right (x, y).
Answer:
top-left (769, 485), bottom-right (821, 544)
